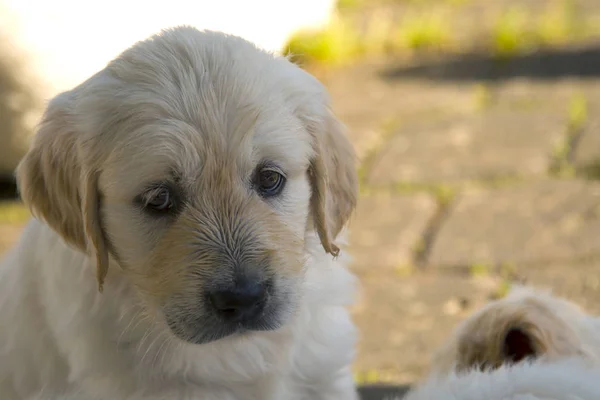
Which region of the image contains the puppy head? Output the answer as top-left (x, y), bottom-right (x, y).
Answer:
top-left (16, 27), bottom-right (357, 344)
top-left (432, 287), bottom-right (588, 374)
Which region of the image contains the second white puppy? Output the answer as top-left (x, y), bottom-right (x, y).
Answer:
top-left (405, 286), bottom-right (600, 400)
top-left (432, 285), bottom-right (600, 374)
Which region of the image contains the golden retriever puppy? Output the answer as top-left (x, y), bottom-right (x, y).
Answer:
top-left (430, 285), bottom-right (600, 374)
top-left (0, 27), bottom-right (359, 400)
top-left (403, 286), bottom-right (600, 400)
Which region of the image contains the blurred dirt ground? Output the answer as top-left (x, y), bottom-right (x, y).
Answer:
top-left (326, 47), bottom-right (600, 386)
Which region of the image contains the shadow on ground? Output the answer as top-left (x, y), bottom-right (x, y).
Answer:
top-left (359, 384), bottom-right (410, 400)
top-left (380, 44), bottom-right (600, 82)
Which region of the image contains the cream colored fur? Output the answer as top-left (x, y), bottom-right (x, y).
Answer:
top-left (404, 286), bottom-right (600, 400)
top-left (0, 27), bottom-right (359, 400)
top-left (404, 357), bottom-right (600, 400)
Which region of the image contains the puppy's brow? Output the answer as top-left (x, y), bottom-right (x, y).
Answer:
top-left (224, 107), bottom-right (258, 144)
top-left (137, 169), bottom-right (182, 192)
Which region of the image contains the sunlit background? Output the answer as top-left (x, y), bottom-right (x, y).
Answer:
top-left (2, 0), bottom-right (600, 396)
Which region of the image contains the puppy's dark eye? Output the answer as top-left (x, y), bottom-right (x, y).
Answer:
top-left (143, 186), bottom-right (173, 213)
top-left (256, 169), bottom-right (286, 197)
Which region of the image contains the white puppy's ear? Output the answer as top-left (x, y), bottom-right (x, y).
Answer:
top-left (502, 326), bottom-right (539, 363)
top-left (307, 108), bottom-right (358, 257)
top-left (453, 317), bottom-right (551, 372)
top-left (16, 92), bottom-right (109, 291)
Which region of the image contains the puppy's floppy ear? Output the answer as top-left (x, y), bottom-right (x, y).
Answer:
top-left (16, 92), bottom-right (109, 291)
top-left (307, 108), bottom-right (358, 256)
top-left (455, 317), bottom-right (548, 372)
top-left (503, 326), bottom-right (539, 363)
top-left (269, 60), bottom-right (358, 255)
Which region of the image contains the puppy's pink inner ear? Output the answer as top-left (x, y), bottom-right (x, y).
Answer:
top-left (503, 327), bottom-right (536, 363)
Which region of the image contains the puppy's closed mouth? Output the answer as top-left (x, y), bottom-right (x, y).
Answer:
top-left (168, 307), bottom-right (285, 345)
top-left (164, 277), bottom-right (292, 345)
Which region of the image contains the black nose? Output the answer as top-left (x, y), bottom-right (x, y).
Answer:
top-left (209, 280), bottom-right (268, 321)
